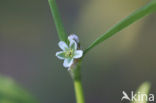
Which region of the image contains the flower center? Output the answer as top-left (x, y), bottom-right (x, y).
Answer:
top-left (65, 49), bottom-right (74, 58)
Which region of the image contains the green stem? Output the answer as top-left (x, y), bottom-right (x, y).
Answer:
top-left (74, 79), bottom-right (85, 103)
top-left (69, 60), bottom-right (85, 103)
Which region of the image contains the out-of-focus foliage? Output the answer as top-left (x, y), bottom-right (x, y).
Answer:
top-left (132, 82), bottom-right (151, 103)
top-left (0, 75), bottom-right (38, 103)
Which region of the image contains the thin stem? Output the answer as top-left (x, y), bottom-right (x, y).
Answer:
top-left (74, 79), bottom-right (85, 103)
top-left (69, 60), bottom-right (85, 103)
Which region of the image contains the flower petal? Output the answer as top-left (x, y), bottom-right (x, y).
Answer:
top-left (74, 50), bottom-right (83, 59)
top-left (58, 41), bottom-right (68, 51)
top-left (56, 51), bottom-right (65, 60)
top-left (69, 39), bottom-right (77, 50)
top-left (68, 34), bottom-right (79, 43)
top-left (63, 58), bottom-right (74, 68)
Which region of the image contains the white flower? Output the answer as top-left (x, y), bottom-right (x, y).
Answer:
top-left (68, 34), bottom-right (79, 43)
top-left (56, 35), bottom-right (83, 68)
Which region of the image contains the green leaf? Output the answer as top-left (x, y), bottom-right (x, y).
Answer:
top-left (84, 0), bottom-right (156, 55)
top-left (48, 0), bottom-right (67, 42)
top-left (0, 75), bottom-right (38, 103)
top-left (132, 82), bottom-right (151, 103)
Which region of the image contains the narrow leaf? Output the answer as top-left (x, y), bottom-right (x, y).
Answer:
top-left (84, 0), bottom-right (156, 54)
top-left (0, 75), bottom-right (38, 103)
top-left (132, 82), bottom-right (151, 103)
top-left (48, 0), bottom-right (67, 42)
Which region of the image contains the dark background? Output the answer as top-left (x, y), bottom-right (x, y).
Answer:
top-left (0, 0), bottom-right (156, 103)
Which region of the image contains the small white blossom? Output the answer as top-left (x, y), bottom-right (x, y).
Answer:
top-left (68, 34), bottom-right (79, 43)
top-left (56, 35), bottom-right (83, 68)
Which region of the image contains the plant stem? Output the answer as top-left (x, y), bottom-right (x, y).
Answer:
top-left (74, 79), bottom-right (85, 103)
top-left (69, 60), bottom-right (85, 103)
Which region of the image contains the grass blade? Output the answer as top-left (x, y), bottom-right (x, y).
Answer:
top-left (84, 0), bottom-right (156, 55)
top-left (48, 0), bottom-right (67, 42)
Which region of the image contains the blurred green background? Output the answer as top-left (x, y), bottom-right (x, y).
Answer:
top-left (0, 0), bottom-right (156, 103)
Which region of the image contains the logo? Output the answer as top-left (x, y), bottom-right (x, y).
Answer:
top-left (121, 91), bottom-right (154, 102)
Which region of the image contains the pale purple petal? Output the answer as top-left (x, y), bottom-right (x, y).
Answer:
top-left (58, 41), bottom-right (68, 51)
top-left (63, 58), bottom-right (74, 68)
top-left (68, 34), bottom-right (79, 43)
top-left (73, 50), bottom-right (83, 59)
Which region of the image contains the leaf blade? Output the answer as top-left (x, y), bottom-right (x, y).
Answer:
top-left (48, 0), bottom-right (67, 42)
top-left (84, 0), bottom-right (156, 55)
